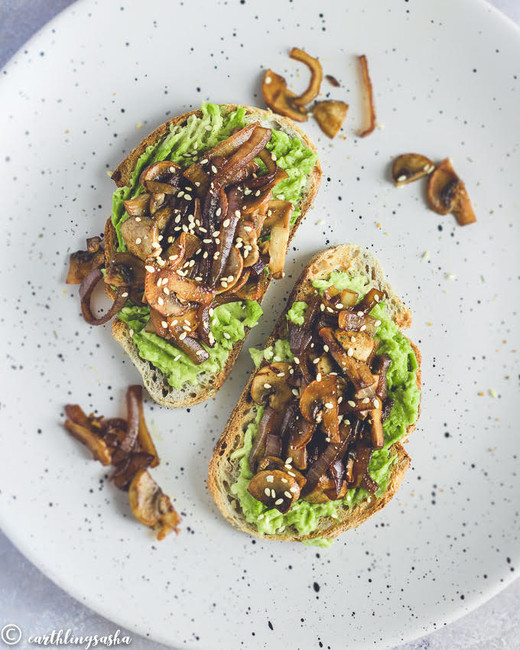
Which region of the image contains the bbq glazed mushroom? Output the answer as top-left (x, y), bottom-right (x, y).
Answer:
top-left (299, 376), bottom-right (340, 443)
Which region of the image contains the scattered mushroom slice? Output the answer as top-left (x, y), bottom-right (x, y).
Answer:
top-left (358, 54), bottom-right (377, 138)
top-left (128, 469), bottom-right (181, 539)
top-left (64, 418), bottom-right (112, 466)
top-left (337, 310), bottom-right (378, 335)
top-left (250, 362), bottom-right (293, 411)
top-left (120, 215), bottom-right (158, 260)
top-left (247, 469), bottom-right (301, 514)
top-left (66, 238), bottom-right (105, 284)
top-left (124, 193), bottom-right (151, 217)
top-left (149, 192), bottom-right (166, 216)
top-left (262, 69), bottom-right (308, 122)
top-left (392, 153), bottom-right (435, 186)
top-left (289, 47), bottom-right (323, 106)
top-left (313, 100), bottom-right (349, 139)
top-left (236, 219), bottom-right (259, 268)
top-left (299, 376), bottom-right (340, 443)
top-left (427, 158), bottom-right (476, 225)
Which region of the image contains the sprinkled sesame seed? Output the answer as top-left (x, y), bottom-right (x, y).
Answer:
top-left (292, 388), bottom-right (299, 396)
top-left (275, 498), bottom-right (284, 506)
top-left (347, 348), bottom-right (354, 357)
top-left (294, 356), bottom-right (300, 364)
top-left (362, 397), bottom-right (370, 404)
top-left (179, 331), bottom-right (187, 341)
top-left (316, 373), bottom-right (322, 381)
top-left (161, 320), bottom-right (168, 328)
top-left (266, 475), bottom-right (274, 483)
top-left (211, 165), bottom-right (218, 174)
top-left (264, 488), bottom-right (271, 497)
top-left (290, 485), bottom-right (298, 493)
top-left (121, 292), bottom-right (128, 298)
top-left (397, 174), bottom-right (407, 182)
top-left (360, 324), bottom-right (367, 332)
top-left (157, 297), bottom-right (164, 306)
top-left (174, 354), bottom-right (181, 361)
top-left (325, 402), bottom-right (333, 409)
top-left (313, 357), bottom-right (320, 364)
top-left (348, 400), bottom-right (356, 407)
top-left (263, 383), bottom-right (272, 389)
top-left (357, 310), bottom-right (364, 317)
top-left (223, 332), bottom-right (231, 340)
top-left (163, 287), bottom-right (170, 295)
top-left (216, 207), bottom-right (222, 217)
top-left (135, 217), bottom-right (141, 222)
top-left (200, 159), bottom-right (208, 165)
top-left (373, 398), bottom-right (379, 408)
top-left (145, 265), bottom-right (155, 273)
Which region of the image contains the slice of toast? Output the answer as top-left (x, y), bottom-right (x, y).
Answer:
top-left (207, 244), bottom-right (422, 542)
top-left (105, 104), bottom-right (322, 408)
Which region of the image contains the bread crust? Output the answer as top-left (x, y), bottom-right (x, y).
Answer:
top-left (104, 104), bottom-right (322, 408)
top-left (207, 244), bottom-right (422, 542)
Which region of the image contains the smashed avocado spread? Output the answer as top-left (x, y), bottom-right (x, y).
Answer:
top-left (230, 271), bottom-right (420, 539)
top-left (112, 103), bottom-right (316, 388)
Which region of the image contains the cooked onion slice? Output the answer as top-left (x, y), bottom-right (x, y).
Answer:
top-left (262, 69), bottom-right (308, 122)
top-left (358, 54), bottom-right (377, 138)
top-left (427, 158), bottom-right (476, 225)
top-left (79, 268), bottom-right (128, 326)
top-left (139, 160), bottom-right (181, 194)
top-left (392, 153), bottom-right (435, 186)
top-left (120, 215), bottom-right (158, 260)
top-left (313, 100), bottom-right (349, 139)
top-left (289, 47), bottom-right (323, 107)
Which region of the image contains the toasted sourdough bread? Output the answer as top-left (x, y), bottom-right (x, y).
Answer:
top-left (208, 244), bottom-right (422, 542)
top-left (104, 104), bottom-right (321, 408)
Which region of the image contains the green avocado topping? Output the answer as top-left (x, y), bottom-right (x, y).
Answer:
top-left (111, 103), bottom-right (317, 390)
top-left (231, 271), bottom-right (421, 541)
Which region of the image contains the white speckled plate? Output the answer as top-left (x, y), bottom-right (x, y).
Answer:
top-left (1, 0), bottom-right (519, 648)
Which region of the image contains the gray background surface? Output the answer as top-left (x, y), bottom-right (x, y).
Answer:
top-left (1, 0), bottom-right (519, 648)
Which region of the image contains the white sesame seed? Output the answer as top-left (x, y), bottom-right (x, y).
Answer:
top-left (216, 207), bottom-right (222, 217)
top-left (135, 217), bottom-right (141, 222)
top-left (211, 165), bottom-right (218, 174)
top-left (222, 218), bottom-right (231, 227)
top-left (362, 397), bottom-right (370, 404)
top-left (121, 292), bottom-right (128, 298)
top-left (145, 265), bottom-right (155, 273)
top-left (348, 400), bottom-right (356, 407)
top-left (264, 383), bottom-right (272, 389)
top-left (397, 174), bottom-right (407, 182)
top-left (264, 487), bottom-right (271, 497)
top-left (347, 348), bottom-right (354, 357)
top-left (135, 238), bottom-right (142, 244)
top-left (275, 498), bottom-right (284, 506)
top-left (157, 297), bottom-right (164, 306)
top-left (360, 325), bottom-right (367, 332)
top-left (179, 331), bottom-right (187, 340)
top-left (325, 402), bottom-right (333, 409)
top-left (223, 332), bottom-right (231, 339)
top-left (266, 475), bottom-right (274, 483)
top-left (163, 287), bottom-right (170, 295)
top-left (316, 373), bottom-right (322, 381)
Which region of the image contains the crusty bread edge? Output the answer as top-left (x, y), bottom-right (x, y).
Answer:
top-left (207, 244), bottom-right (422, 542)
top-left (104, 104), bottom-right (322, 408)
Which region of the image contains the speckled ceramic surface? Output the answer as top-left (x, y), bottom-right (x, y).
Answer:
top-left (1, 0), bottom-right (519, 648)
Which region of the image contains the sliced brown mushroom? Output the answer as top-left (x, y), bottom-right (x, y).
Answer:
top-left (262, 69), bottom-right (308, 122)
top-left (257, 456), bottom-right (307, 491)
top-left (215, 246), bottom-right (244, 294)
top-left (367, 405), bottom-right (384, 449)
top-left (357, 288), bottom-right (385, 314)
top-left (235, 220), bottom-right (259, 268)
top-left (289, 47), bottom-right (323, 106)
top-left (250, 362), bottom-right (293, 411)
top-left (247, 469), bottom-right (301, 513)
top-left (313, 100), bottom-right (349, 139)
top-left (299, 376), bottom-right (340, 443)
top-left (120, 216), bottom-right (158, 260)
top-left (66, 237), bottom-right (105, 284)
top-left (149, 192), bottom-right (166, 216)
top-left (264, 199), bottom-right (293, 279)
top-left (319, 327), bottom-right (375, 390)
top-left (334, 329), bottom-right (377, 363)
top-left (392, 153), bottom-right (435, 186)
top-left (124, 193), bottom-right (151, 217)
top-left (64, 417), bottom-right (112, 466)
top-left (139, 161), bottom-right (181, 195)
top-left (128, 469), bottom-right (181, 539)
top-left (426, 158), bottom-right (476, 225)
top-left (183, 162), bottom-right (210, 197)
